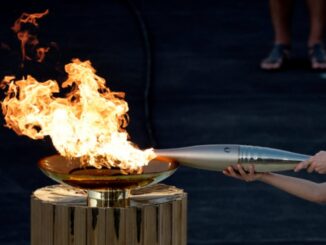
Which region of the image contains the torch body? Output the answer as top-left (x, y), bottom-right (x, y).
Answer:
top-left (154, 145), bottom-right (310, 172)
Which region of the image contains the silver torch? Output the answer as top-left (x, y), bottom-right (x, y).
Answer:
top-left (154, 145), bottom-right (310, 172)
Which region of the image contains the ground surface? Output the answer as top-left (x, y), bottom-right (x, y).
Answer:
top-left (1, 0), bottom-right (326, 244)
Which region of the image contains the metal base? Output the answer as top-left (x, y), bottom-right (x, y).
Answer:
top-left (87, 189), bottom-right (130, 207)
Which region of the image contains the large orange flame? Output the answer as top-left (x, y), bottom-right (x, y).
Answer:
top-left (2, 59), bottom-right (156, 173)
top-left (12, 9), bottom-right (49, 64)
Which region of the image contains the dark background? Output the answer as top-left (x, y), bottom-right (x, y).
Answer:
top-left (1, 0), bottom-right (326, 244)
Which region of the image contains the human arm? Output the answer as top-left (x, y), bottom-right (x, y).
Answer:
top-left (223, 164), bottom-right (326, 204)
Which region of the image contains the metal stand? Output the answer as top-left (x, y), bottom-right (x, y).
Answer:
top-left (87, 189), bottom-right (130, 207)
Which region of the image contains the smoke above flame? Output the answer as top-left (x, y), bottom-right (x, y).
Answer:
top-left (1, 59), bottom-right (156, 173)
top-left (12, 9), bottom-right (49, 65)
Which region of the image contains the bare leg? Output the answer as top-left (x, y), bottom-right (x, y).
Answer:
top-left (270, 0), bottom-right (294, 45)
top-left (306, 0), bottom-right (326, 47)
top-left (306, 0), bottom-right (326, 69)
top-left (261, 0), bottom-right (294, 70)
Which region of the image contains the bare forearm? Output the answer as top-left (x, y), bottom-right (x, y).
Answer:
top-left (224, 164), bottom-right (326, 204)
top-left (260, 173), bottom-right (325, 203)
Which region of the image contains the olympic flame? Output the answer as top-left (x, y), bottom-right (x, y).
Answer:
top-left (1, 59), bottom-right (156, 173)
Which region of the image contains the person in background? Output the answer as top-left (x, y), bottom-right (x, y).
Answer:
top-left (223, 151), bottom-right (326, 203)
top-left (261, 0), bottom-right (326, 70)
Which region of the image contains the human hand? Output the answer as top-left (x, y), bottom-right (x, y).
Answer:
top-left (294, 151), bottom-right (326, 174)
top-left (222, 164), bottom-right (265, 182)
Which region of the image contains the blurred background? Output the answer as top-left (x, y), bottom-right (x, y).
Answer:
top-left (1, 0), bottom-right (326, 244)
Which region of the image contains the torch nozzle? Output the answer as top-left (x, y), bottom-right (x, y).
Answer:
top-left (154, 145), bottom-right (310, 172)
